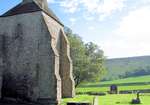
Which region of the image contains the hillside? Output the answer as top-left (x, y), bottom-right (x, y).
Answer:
top-left (79, 75), bottom-right (150, 88)
top-left (103, 56), bottom-right (150, 80)
top-left (100, 75), bottom-right (150, 85)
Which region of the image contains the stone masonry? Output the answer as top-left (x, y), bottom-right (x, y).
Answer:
top-left (0, 0), bottom-right (75, 104)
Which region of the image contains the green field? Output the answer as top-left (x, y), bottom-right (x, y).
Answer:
top-left (61, 94), bottom-right (150, 105)
top-left (99, 94), bottom-right (150, 105)
top-left (80, 75), bottom-right (150, 87)
top-left (101, 75), bottom-right (150, 85)
top-left (77, 85), bottom-right (150, 93)
top-left (77, 75), bottom-right (150, 93)
top-left (61, 75), bottom-right (150, 105)
top-left (61, 95), bottom-right (94, 105)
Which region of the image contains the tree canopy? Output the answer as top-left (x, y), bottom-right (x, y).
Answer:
top-left (64, 27), bottom-right (106, 87)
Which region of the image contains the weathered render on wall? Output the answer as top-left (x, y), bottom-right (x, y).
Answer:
top-left (42, 13), bottom-right (75, 98)
top-left (59, 30), bottom-right (75, 98)
top-left (0, 0), bottom-right (75, 104)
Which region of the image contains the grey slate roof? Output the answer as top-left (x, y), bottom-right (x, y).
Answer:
top-left (0, 1), bottom-right (63, 26)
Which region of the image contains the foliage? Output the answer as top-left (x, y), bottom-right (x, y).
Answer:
top-left (85, 42), bottom-right (106, 81)
top-left (104, 56), bottom-right (150, 81)
top-left (64, 27), bottom-right (106, 87)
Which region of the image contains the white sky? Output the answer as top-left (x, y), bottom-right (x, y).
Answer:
top-left (47, 0), bottom-right (150, 58)
top-left (101, 6), bottom-right (150, 58)
top-left (1, 0), bottom-right (150, 58)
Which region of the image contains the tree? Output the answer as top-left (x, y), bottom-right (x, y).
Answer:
top-left (65, 27), bottom-right (106, 87)
top-left (85, 42), bottom-right (106, 81)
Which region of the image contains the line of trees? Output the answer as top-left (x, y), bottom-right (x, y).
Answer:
top-left (104, 56), bottom-right (150, 80)
top-left (64, 27), bottom-right (106, 87)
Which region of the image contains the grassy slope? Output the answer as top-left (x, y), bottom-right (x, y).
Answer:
top-left (62, 76), bottom-right (150, 105)
top-left (77, 85), bottom-right (150, 93)
top-left (77, 75), bottom-right (150, 93)
top-left (105, 56), bottom-right (150, 80)
top-left (81, 75), bottom-right (150, 86)
top-left (101, 75), bottom-right (150, 85)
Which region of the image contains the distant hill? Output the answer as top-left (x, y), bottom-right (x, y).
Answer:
top-left (103, 56), bottom-right (150, 81)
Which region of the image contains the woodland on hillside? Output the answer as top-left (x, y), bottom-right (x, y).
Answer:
top-left (104, 56), bottom-right (150, 81)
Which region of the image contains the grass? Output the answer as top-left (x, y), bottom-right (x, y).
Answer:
top-left (77, 75), bottom-right (150, 93)
top-left (101, 75), bottom-right (150, 84)
top-left (82, 75), bottom-right (150, 86)
top-left (99, 94), bottom-right (150, 105)
top-left (61, 75), bottom-right (150, 105)
top-left (76, 85), bottom-right (150, 93)
top-left (61, 94), bottom-right (150, 105)
top-left (61, 95), bottom-right (94, 105)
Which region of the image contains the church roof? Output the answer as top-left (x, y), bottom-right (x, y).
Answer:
top-left (0, 1), bottom-right (63, 26)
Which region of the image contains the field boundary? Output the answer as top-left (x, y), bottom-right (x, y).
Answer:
top-left (93, 97), bottom-right (99, 105)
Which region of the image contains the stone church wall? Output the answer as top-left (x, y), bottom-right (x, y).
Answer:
top-left (0, 11), bottom-right (61, 102)
top-left (0, 4), bottom-right (75, 103)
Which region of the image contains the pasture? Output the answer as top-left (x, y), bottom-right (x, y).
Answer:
top-left (99, 94), bottom-right (150, 105)
top-left (61, 94), bottom-right (150, 105)
top-left (61, 75), bottom-right (150, 105)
